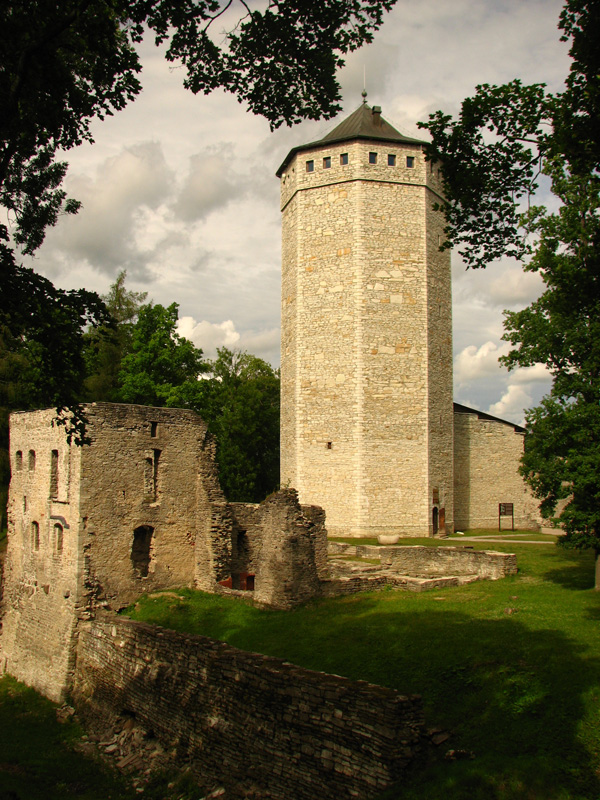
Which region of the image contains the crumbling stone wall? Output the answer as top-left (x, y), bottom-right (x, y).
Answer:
top-left (327, 541), bottom-right (517, 582)
top-left (454, 407), bottom-right (542, 530)
top-left (73, 617), bottom-right (424, 800)
top-left (379, 545), bottom-right (517, 580)
top-left (229, 489), bottom-right (326, 608)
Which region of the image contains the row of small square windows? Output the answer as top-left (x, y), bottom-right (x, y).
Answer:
top-left (306, 153), bottom-right (415, 172)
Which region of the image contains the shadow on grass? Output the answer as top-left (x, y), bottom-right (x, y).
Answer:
top-left (123, 587), bottom-right (600, 800)
top-left (542, 546), bottom-right (596, 590)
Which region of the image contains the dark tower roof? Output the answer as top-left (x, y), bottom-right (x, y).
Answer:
top-left (276, 103), bottom-right (426, 177)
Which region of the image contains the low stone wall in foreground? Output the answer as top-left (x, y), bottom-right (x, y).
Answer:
top-left (73, 618), bottom-right (424, 800)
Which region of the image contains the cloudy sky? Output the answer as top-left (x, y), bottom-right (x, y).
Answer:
top-left (28, 0), bottom-right (571, 425)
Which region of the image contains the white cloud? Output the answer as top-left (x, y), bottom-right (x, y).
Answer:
top-left (488, 384), bottom-right (534, 426)
top-left (454, 341), bottom-right (509, 388)
top-left (177, 318), bottom-right (241, 359)
top-left (510, 363), bottom-right (551, 385)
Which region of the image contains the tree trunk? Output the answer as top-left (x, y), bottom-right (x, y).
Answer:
top-left (595, 550), bottom-right (600, 591)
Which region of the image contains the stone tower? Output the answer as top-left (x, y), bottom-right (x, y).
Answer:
top-left (277, 102), bottom-right (453, 537)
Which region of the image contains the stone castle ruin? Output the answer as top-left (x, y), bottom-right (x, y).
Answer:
top-left (0, 102), bottom-right (540, 798)
top-left (1, 402), bottom-right (331, 701)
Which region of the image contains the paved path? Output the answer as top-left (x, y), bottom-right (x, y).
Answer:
top-left (445, 536), bottom-right (557, 545)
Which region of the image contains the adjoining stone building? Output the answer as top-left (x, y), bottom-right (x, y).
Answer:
top-left (277, 101), bottom-right (541, 537)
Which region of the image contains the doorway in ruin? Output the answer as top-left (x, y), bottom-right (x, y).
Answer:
top-left (432, 507), bottom-right (439, 536)
top-left (131, 525), bottom-right (154, 577)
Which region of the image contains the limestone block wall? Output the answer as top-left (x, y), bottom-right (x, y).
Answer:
top-left (280, 139), bottom-right (453, 538)
top-left (454, 409), bottom-right (542, 530)
top-left (1, 409), bottom-right (83, 701)
top-left (73, 618), bottom-right (424, 800)
top-left (78, 404), bottom-right (230, 608)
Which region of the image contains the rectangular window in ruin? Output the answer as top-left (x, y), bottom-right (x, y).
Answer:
top-left (131, 525), bottom-right (154, 577)
top-left (50, 450), bottom-right (59, 498)
top-left (144, 450), bottom-right (160, 501)
top-left (15, 451), bottom-right (23, 471)
top-left (29, 450), bottom-right (36, 471)
top-left (150, 421), bottom-right (158, 438)
top-left (31, 521), bottom-right (39, 551)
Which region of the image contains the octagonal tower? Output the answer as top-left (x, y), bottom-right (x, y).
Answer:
top-left (277, 102), bottom-right (453, 537)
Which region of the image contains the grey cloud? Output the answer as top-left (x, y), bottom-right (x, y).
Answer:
top-left (172, 145), bottom-right (240, 222)
top-left (41, 141), bottom-right (173, 276)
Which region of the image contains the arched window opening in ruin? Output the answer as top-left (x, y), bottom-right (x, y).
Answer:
top-left (54, 523), bottom-right (64, 553)
top-left (28, 450), bottom-right (36, 471)
top-left (15, 451), bottom-right (22, 471)
top-left (131, 525), bottom-right (154, 577)
top-left (31, 521), bottom-right (39, 551)
top-left (50, 450), bottom-right (59, 498)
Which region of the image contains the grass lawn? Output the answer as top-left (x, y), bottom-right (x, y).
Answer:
top-left (122, 536), bottom-right (600, 800)
top-left (1, 532), bottom-right (599, 799)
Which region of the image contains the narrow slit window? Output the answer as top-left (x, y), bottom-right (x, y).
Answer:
top-left (369, 152), bottom-right (377, 164)
top-left (54, 523), bottom-right (63, 554)
top-left (31, 521), bottom-right (39, 552)
top-left (144, 450), bottom-right (160, 501)
top-left (340, 153), bottom-right (348, 165)
top-left (15, 451), bottom-right (23, 471)
top-left (387, 154), bottom-right (396, 166)
top-left (323, 156), bottom-right (331, 169)
top-left (50, 450), bottom-right (59, 498)
top-left (406, 156), bottom-right (415, 168)
top-left (28, 450), bottom-right (36, 471)
top-left (306, 160), bottom-right (314, 173)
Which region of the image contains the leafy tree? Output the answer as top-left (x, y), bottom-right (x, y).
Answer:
top-left (419, 0), bottom-right (600, 585)
top-left (199, 349), bottom-right (280, 502)
top-left (1, 0), bottom-right (396, 264)
top-left (83, 271), bottom-right (148, 401)
top-left (116, 302), bottom-right (208, 407)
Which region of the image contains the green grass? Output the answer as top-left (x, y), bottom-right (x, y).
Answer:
top-left (0, 676), bottom-right (212, 800)
top-left (0, 676), bottom-right (137, 800)
top-left (123, 539), bottom-right (600, 800)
